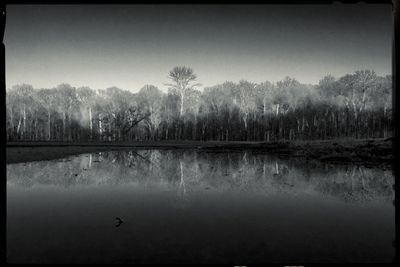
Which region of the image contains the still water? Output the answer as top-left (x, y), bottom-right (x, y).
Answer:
top-left (7, 149), bottom-right (395, 263)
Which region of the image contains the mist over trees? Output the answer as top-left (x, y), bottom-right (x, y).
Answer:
top-left (6, 67), bottom-right (392, 142)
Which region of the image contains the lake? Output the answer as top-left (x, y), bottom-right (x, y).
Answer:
top-left (6, 149), bottom-right (395, 263)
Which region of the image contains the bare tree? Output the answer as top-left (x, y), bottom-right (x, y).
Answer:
top-left (36, 88), bottom-right (57, 141)
top-left (137, 85), bottom-right (163, 140)
top-left (165, 66), bottom-right (201, 116)
top-left (77, 87), bottom-right (96, 140)
top-left (237, 80), bottom-right (257, 139)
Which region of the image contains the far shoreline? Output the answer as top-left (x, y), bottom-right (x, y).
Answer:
top-left (6, 138), bottom-right (393, 168)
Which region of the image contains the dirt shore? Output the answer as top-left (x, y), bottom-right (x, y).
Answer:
top-left (6, 138), bottom-right (393, 167)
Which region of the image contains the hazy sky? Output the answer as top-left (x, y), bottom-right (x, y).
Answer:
top-left (5, 4), bottom-right (393, 92)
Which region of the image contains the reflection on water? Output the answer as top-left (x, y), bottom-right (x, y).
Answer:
top-left (7, 150), bottom-right (395, 263)
top-left (7, 150), bottom-right (394, 203)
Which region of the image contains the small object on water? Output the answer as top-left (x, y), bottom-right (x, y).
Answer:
top-left (115, 217), bottom-right (124, 227)
top-left (74, 174), bottom-right (78, 177)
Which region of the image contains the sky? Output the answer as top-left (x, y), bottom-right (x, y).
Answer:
top-left (4, 4), bottom-right (393, 92)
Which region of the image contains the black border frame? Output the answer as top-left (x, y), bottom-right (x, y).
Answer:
top-left (0, 0), bottom-right (397, 265)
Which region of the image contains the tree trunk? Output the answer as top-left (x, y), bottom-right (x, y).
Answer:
top-left (34, 120), bottom-right (38, 141)
top-left (180, 93), bottom-right (184, 116)
top-left (275, 104), bottom-right (280, 116)
top-left (193, 115), bottom-right (197, 140)
top-left (89, 107), bottom-right (93, 140)
top-left (16, 117), bottom-right (21, 140)
top-left (98, 114), bottom-right (103, 141)
top-left (263, 98), bottom-right (267, 115)
top-left (243, 114), bottom-right (248, 141)
top-left (8, 107), bottom-right (14, 139)
top-left (383, 106), bottom-right (387, 139)
top-left (68, 112), bottom-right (73, 142)
top-left (22, 105), bottom-right (26, 139)
top-left (48, 111), bottom-right (51, 141)
top-left (62, 112), bottom-right (66, 141)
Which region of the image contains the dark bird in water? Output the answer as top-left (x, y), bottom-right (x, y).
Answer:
top-left (115, 217), bottom-right (124, 227)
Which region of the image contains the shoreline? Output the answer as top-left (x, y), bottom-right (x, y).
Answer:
top-left (6, 139), bottom-right (393, 167)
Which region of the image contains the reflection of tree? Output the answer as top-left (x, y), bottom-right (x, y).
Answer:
top-left (79, 153), bottom-right (93, 170)
top-left (177, 152), bottom-right (205, 197)
top-left (6, 150), bottom-right (394, 204)
top-left (178, 159), bottom-right (187, 197)
top-left (314, 165), bottom-right (393, 202)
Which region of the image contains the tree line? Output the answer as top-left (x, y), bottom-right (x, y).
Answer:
top-left (6, 67), bottom-right (392, 142)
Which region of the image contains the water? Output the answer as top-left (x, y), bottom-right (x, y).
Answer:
top-left (6, 149), bottom-right (395, 263)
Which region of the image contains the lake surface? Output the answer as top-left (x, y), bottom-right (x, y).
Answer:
top-left (6, 149), bottom-right (395, 263)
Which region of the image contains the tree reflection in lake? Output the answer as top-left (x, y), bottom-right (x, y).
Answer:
top-left (6, 150), bottom-right (395, 263)
top-left (7, 150), bottom-right (394, 203)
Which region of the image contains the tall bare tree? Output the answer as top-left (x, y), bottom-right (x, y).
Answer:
top-left (165, 66), bottom-right (201, 116)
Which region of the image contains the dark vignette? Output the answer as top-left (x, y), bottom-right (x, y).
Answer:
top-left (0, 0), bottom-right (397, 265)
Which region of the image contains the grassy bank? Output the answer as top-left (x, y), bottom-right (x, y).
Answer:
top-left (6, 138), bottom-right (393, 166)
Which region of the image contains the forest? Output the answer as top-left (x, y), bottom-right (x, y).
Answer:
top-left (6, 67), bottom-right (392, 142)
